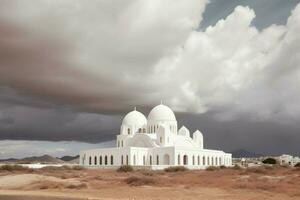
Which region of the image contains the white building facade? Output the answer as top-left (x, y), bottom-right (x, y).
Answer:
top-left (278, 154), bottom-right (300, 166)
top-left (80, 104), bottom-right (232, 169)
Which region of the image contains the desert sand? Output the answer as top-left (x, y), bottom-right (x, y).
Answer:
top-left (0, 166), bottom-right (299, 200)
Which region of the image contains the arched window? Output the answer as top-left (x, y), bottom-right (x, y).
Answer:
top-left (99, 156), bottom-right (102, 165)
top-left (133, 155), bottom-right (136, 165)
top-left (203, 156), bottom-right (205, 165)
top-left (207, 156), bottom-right (210, 165)
top-left (94, 156), bottom-right (97, 165)
top-left (121, 155), bottom-right (124, 165)
top-left (89, 156), bottom-right (92, 165)
top-left (138, 128), bottom-right (142, 133)
top-left (154, 126), bottom-right (156, 132)
top-left (143, 155), bottom-right (146, 165)
top-left (183, 155), bottom-right (188, 165)
top-left (127, 128), bottom-right (130, 135)
top-left (192, 155), bottom-right (195, 165)
top-left (150, 156), bottom-right (152, 165)
top-left (111, 155), bottom-right (113, 165)
top-left (215, 157), bottom-right (218, 166)
top-left (143, 128), bottom-right (146, 133)
top-left (105, 155), bottom-right (108, 165)
top-left (118, 141), bottom-right (120, 147)
top-left (126, 155), bottom-right (129, 165)
top-left (156, 155), bottom-right (159, 165)
top-left (160, 137), bottom-right (162, 143)
top-left (198, 156), bottom-right (200, 165)
top-left (121, 141), bottom-right (123, 147)
top-left (211, 157), bottom-right (214, 166)
top-left (219, 157), bottom-right (222, 166)
top-left (178, 154), bottom-right (181, 165)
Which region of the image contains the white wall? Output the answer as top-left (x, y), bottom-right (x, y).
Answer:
top-left (80, 146), bottom-right (232, 169)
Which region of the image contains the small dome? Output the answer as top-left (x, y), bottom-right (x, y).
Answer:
top-left (178, 126), bottom-right (190, 136)
top-left (148, 104), bottom-right (176, 121)
top-left (193, 130), bottom-right (203, 136)
top-left (122, 110), bottom-right (147, 127)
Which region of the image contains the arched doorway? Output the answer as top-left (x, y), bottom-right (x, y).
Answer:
top-left (163, 154), bottom-right (170, 165)
top-left (183, 155), bottom-right (188, 165)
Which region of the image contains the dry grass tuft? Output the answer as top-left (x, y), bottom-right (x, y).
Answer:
top-left (36, 181), bottom-right (64, 190)
top-left (117, 165), bottom-right (134, 172)
top-left (232, 164), bottom-right (242, 170)
top-left (124, 176), bottom-right (156, 186)
top-left (164, 166), bottom-right (187, 172)
top-left (0, 164), bottom-right (32, 172)
top-left (246, 167), bottom-right (267, 174)
top-left (206, 166), bottom-right (219, 171)
top-left (40, 165), bottom-right (84, 172)
top-left (138, 169), bottom-right (155, 176)
top-left (65, 183), bottom-right (87, 189)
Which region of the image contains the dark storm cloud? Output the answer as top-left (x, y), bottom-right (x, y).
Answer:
top-left (177, 111), bottom-right (300, 155)
top-left (0, 0), bottom-right (300, 157)
top-left (0, 88), bottom-right (122, 143)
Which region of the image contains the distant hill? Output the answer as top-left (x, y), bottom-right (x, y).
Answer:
top-left (0, 158), bottom-right (18, 162)
top-left (0, 154), bottom-right (80, 164)
top-left (230, 149), bottom-right (263, 158)
top-left (58, 155), bottom-right (79, 162)
top-left (18, 154), bottom-right (64, 164)
top-left (0, 155), bottom-right (64, 164)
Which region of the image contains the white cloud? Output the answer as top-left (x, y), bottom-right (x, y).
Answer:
top-left (154, 4), bottom-right (300, 123)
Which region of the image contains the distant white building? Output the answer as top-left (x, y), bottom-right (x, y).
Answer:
top-left (279, 154), bottom-right (300, 166)
top-left (80, 104), bottom-right (232, 169)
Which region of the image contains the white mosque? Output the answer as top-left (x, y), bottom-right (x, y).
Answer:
top-left (80, 104), bottom-right (232, 169)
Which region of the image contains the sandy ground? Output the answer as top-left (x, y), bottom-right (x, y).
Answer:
top-left (0, 166), bottom-right (299, 200)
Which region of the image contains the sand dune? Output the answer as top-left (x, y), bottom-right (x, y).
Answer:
top-left (0, 174), bottom-right (83, 190)
top-left (0, 166), bottom-right (299, 200)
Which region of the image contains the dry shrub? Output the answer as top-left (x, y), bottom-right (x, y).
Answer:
top-left (37, 181), bottom-right (64, 190)
top-left (41, 166), bottom-right (65, 171)
top-left (41, 165), bottom-right (83, 172)
top-left (246, 167), bottom-right (267, 174)
top-left (155, 170), bottom-right (166, 175)
top-left (0, 164), bottom-right (31, 172)
top-left (65, 183), bottom-right (87, 189)
top-left (117, 165), bottom-right (134, 172)
top-left (124, 176), bottom-right (156, 186)
top-left (139, 169), bottom-right (155, 176)
top-left (264, 165), bottom-right (277, 170)
top-left (164, 166), bottom-right (187, 172)
top-left (234, 164), bottom-right (243, 170)
top-left (72, 165), bottom-right (84, 170)
top-left (206, 166), bottom-right (219, 171)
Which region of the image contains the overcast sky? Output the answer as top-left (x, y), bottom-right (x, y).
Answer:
top-left (0, 0), bottom-right (300, 159)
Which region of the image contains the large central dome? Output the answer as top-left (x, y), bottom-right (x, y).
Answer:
top-left (148, 104), bottom-right (176, 121)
